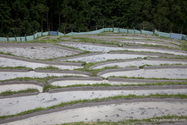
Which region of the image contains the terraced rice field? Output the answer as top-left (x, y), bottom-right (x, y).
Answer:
top-left (0, 32), bottom-right (187, 125)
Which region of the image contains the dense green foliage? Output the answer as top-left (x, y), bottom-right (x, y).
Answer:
top-left (0, 0), bottom-right (187, 36)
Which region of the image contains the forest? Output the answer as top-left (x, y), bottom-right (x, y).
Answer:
top-left (0, 0), bottom-right (187, 37)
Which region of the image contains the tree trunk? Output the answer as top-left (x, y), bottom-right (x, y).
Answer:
top-left (159, 24), bottom-right (160, 32)
top-left (127, 26), bottom-right (128, 33)
top-left (47, 11), bottom-right (49, 30)
top-left (41, 20), bottom-right (43, 31)
top-left (45, 1), bottom-right (49, 30)
top-left (58, 0), bottom-right (61, 29)
top-left (64, 25), bottom-right (65, 34)
top-left (112, 21), bottom-right (114, 32)
top-left (96, 22), bottom-right (97, 30)
top-left (59, 14), bottom-right (60, 29)
top-left (51, 13), bottom-right (53, 31)
top-left (103, 20), bottom-right (104, 28)
top-left (143, 22), bottom-right (144, 30)
top-left (152, 22), bottom-right (153, 32)
top-left (181, 24), bottom-right (183, 34)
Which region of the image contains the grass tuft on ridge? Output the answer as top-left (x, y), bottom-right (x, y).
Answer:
top-left (0, 88), bottom-right (39, 96)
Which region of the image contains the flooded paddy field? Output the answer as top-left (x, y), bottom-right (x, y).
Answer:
top-left (49, 77), bottom-right (185, 86)
top-left (1, 87), bottom-right (187, 116)
top-left (100, 67), bottom-right (187, 79)
top-left (0, 71), bottom-right (89, 80)
top-left (74, 34), bottom-right (181, 45)
top-left (1, 99), bottom-right (187, 125)
top-left (123, 47), bottom-right (187, 56)
top-left (62, 53), bottom-right (157, 63)
top-left (0, 84), bottom-right (43, 93)
top-left (0, 32), bottom-right (187, 125)
top-left (119, 40), bottom-right (180, 48)
top-left (59, 42), bottom-right (186, 55)
top-left (91, 58), bottom-right (187, 69)
top-left (0, 43), bottom-right (80, 59)
top-left (0, 56), bottom-right (82, 70)
top-left (60, 42), bottom-right (124, 52)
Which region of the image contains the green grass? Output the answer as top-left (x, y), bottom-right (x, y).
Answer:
top-left (115, 37), bottom-right (165, 42)
top-left (0, 66), bottom-right (33, 71)
top-left (53, 43), bottom-right (84, 51)
top-left (108, 49), bottom-right (176, 55)
top-left (159, 63), bottom-right (185, 66)
top-left (179, 40), bottom-right (187, 51)
top-left (43, 84), bottom-right (62, 92)
top-left (138, 63), bottom-right (185, 69)
top-left (1, 93), bottom-right (187, 119)
top-left (82, 59), bottom-right (123, 69)
top-left (58, 35), bottom-right (71, 39)
top-left (125, 65), bottom-right (137, 68)
top-left (142, 43), bottom-right (179, 50)
top-left (70, 57), bottom-right (146, 69)
top-left (0, 52), bottom-right (16, 56)
top-left (138, 64), bottom-right (151, 69)
top-left (109, 76), bottom-right (187, 81)
top-left (63, 60), bottom-right (87, 67)
top-left (35, 66), bottom-right (69, 71)
top-left (61, 51), bottom-right (91, 58)
top-left (0, 88), bottom-right (39, 96)
top-left (39, 50), bottom-right (92, 61)
top-left (75, 65), bottom-right (121, 76)
top-left (63, 57), bottom-right (145, 68)
top-left (43, 81), bottom-right (187, 92)
top-left (58, 115), bottom-right (187, 125)
top-left (0, 76), bottom-right (85, 85)
top-left (71, 37), bottom-right (124, 47)
top-left (72, 57), bottom-right (186, 70)
top-left (90, 63), bottom-right (186, 70)
top-left (111, 38), bottom-right (179, 50)
top-left (31, 38), bottom-right (58, 44)
top-left (158, 56), bottom-right (187, 60)
top-left (153, 34), bottom-right (178, 41)
top-left (0, 76), bottom-right (60, 84)
top-left (96, 31), bottom-right (113, 36)
top-left (0, 52), bottom-right (29, 59)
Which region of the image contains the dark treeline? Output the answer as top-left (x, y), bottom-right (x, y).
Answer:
top-left (1, 0), bottom-right (187, 37)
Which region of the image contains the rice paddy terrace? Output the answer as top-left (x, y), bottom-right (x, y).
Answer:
top-left (0, 32), bottom-right (187, 125)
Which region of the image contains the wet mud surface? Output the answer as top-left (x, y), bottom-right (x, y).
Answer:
top-left (0, 70), bottom-right (90, 80)
top-left (0, 43), bottom-right (80, 59)
top-left (65, 53), bottom-right (156, 63)
top-left (0, 57), bottom-right (82, 70)
top-left (0, 87), bottom-right (186, 116)
top-left (0, 33), bottom-right (187, 125)
top-left (100, 67), bottom-right (187, 79)
top-left (1, 98), bottom-right (187, 124)
top-left (90, 58), bottom-right (187, 69)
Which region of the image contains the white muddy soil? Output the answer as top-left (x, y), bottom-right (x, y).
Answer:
top-left (0, 47), bottom-right (77, 59)
top-left (51, 80), bottom-right (145, 86)
top-left (4, 101), bottom-right (187, 125)
top-left (0, 84), bottom-right (43, 93)
top-left (0, 89), bottom-right (186, 115)
top-left (66, 54), bottom-right (156, 63)
top-left (93, 60), bottom-right (187, 69)
top-left (124, 48), bottom-right (187, 56)
top-left (60, 43), bottom-right (124, 52)
top-left (51, 80), bottom-right (109, 86)
top-left (0, 57), bottom-right (82, 70)
top-left (101, 68), bottom-right (187, 79)
top-left (119, 40), bottom-right (179, 48)
top-left (0, 71), bottom-right (88, 80)
top-left (60, 43), bottom-right (184, 55)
